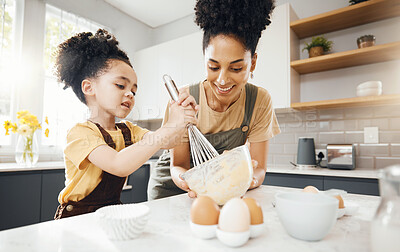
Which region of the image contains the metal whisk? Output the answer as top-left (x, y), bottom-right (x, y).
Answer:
top-left (163, 74), bottom-right (219, 167)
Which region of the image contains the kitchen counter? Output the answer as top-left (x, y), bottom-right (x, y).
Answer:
top-left (267, 165), bottom-right (379, 179)
top-left (0, 159), bottom-right (158, 173)
top-left (0, 185), bottom-right (380, 251)
top-left (0, 160), bottom-right (378, 180)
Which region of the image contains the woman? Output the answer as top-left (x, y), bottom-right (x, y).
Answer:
top-left (148, 0), bottom-right (280, 200)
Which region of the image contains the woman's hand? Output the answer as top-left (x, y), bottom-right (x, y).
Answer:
top-left (179, 173), bottom-right (197, 198)
top-left (249, 159), bottom-right (259, 189)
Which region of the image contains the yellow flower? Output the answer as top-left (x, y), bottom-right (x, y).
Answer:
top-left (4, 120), bottom-right (11, 130)
top-left (17, 110), bottom-right (29, 119)
top-left (3, 110), bottom-right (48, 137)
top-left (17, 124), bottom-right (33, 136)
top-left (44, 128), bottom-right (49, 137)
top-left (11, 123), bottom-right (18, 133)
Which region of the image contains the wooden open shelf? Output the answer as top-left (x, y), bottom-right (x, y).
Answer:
top-left (290, 41), bottom-right (400, 74)
top-left (291, 0), bottom-right (400, 39)
top-left (291, 94), bottom-right (400, 110)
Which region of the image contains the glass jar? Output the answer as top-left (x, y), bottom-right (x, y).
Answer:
top-left (370, 165), bottom-right (400, 252)
top-left (15, 132), bottom-right (39, 167)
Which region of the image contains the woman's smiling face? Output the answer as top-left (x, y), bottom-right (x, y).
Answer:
top-left (204, 34), bottom-right (256, 109)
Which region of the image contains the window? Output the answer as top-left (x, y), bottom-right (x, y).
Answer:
top-left (42, 4), bottom-right (107, 147)
top-left (0, 0), bottom-right (16, 146)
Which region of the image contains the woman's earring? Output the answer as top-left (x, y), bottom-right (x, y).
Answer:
top-left (251, 72), bottom-right (254, 79)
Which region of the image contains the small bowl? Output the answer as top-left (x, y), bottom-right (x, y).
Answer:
top-left (250, 223), bottom-right (265, 238)
top-left (357, 35), bottom-right (375, 48)
top-left (275, 192), bottom-right (338, 241)
top-left (95, 204), bottom-right (150, 240)
top-left (356, 87), bottom-right (382, 97)
top-left (357, 80), bottom-right (382, 90)
top-left (190, 221), bottom-right (217, 239)
top-left (337, 208), bottom-right (346, 219)
top-left (344, 202), bottom-right (359, 216)
top-left (216, 228), bottom-right (250, 247)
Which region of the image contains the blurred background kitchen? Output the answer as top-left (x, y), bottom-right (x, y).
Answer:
top-left (0, 0), bottom-right (399, 230)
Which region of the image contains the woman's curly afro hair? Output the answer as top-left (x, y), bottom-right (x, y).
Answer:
top-left (195, 0), bottom-right (275, 55)
top-left (55, 29), bottom-right (132, 104)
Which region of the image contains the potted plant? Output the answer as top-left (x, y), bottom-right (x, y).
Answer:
top-left (357, 35), bottom-right (375, 48)
top-left (302, 36), bottom-right (333, 58)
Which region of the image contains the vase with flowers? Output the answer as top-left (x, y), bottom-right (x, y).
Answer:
top-left (3, 110), bottom-right (49, 167)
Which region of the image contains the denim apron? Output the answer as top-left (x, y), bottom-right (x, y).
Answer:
top-left (54, 122), bottom-right (132, 219)
top-left (147, 83), bottom-right (258, 200)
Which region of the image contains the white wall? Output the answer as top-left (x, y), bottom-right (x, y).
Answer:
top-left (45, 0), bottom-right (153, 56)
top-left (151, 0), bottom-right (349, 45)
top-left (149, 0), bottom-right (400, 103)
top-left (15, 0), bottom-right (153, 116)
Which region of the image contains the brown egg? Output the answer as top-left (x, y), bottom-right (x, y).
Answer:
top-left (334, 195), bottom-right (345, 209)
top-left (243, 198), bottom-right (263, 225)
top-left (302, 185), bottom-right (319, 194)
top-left (190, 196), bottom-right (220, 225)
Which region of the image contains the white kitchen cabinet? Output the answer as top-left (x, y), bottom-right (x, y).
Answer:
top-left (133, 47), bottom-right (160, 120)
top-left (181, 31), bottom-right (205, 85)
top-left (133, 31), bottom-right (205, 120)
top-left (252, 3), bottom-right (299, 109)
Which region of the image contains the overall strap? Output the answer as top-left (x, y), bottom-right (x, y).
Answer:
top-left (91, 122), bottom-right (133, 149)
top-left (92, 122), bottom-right (116, 149)
top-left (115, 123), bottom-right (133, 147)
top-left (189, 82), bottom-right (201, 104)
top-left (240, 84), bottom-right (259, 134)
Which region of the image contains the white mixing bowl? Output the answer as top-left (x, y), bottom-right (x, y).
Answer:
top-left (182, 145), bottom-right (253, 205)
top-left (275, 192), bottom-right (338, 241)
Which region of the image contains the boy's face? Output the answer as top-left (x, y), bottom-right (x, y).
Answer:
top-left (91, 59), bottom-right (138, 119)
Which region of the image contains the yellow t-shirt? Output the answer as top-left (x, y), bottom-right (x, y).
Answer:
top-left (164, 81), bottom-right (280, 143)
top-left (58, 121), bottom-right (149, 204)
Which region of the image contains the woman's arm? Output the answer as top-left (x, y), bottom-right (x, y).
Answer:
top-left (170, 142), bottom-right (197, 197)
top-left (248, 140), bottom-right (270, 189)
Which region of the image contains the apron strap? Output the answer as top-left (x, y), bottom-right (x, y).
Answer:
top-left (240, 83), bottom-right (259, 135)
top-left (189, 82), bottom-right (202, 104)
top-left (91, 122), bottom-right (132, 149)
top-left (92, 122), bottom-right (116, 149)
top-left (116, 123), bottom-right (133, 147)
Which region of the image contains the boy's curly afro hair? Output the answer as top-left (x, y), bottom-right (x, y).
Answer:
top-left (195, 0), bottom-right (275, 55)
top-left (55, 29), bottom-right (132, 104)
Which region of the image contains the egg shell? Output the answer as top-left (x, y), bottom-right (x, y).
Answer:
top-left (303, 185), bottom-right (319, 194)
top-left (334, 195), bottom-right (345, 209)
top-left (243, 198), bottom-right (263, 225)
top-left (190, 196), bottom-right (220, 225)
top-left (219, 198), bottom-right (250, 232)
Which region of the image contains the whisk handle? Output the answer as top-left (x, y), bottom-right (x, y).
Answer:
top-left (163, 74), bottom-right (179, 102)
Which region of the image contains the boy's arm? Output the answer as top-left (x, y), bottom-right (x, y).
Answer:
top-left (87, 125), bottom-right (179, 177)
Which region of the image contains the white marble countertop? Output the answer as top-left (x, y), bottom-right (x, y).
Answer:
top-left (0, 159), bottom-right (158, 173)
top-left (0, 185), bottom-right (380, 252)
top-left (0, 161), bottom-right (65, 172)
top-left (0, 160), bottom-right (378, 179)
top-left (267, 165), bottom-right (379, 179)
